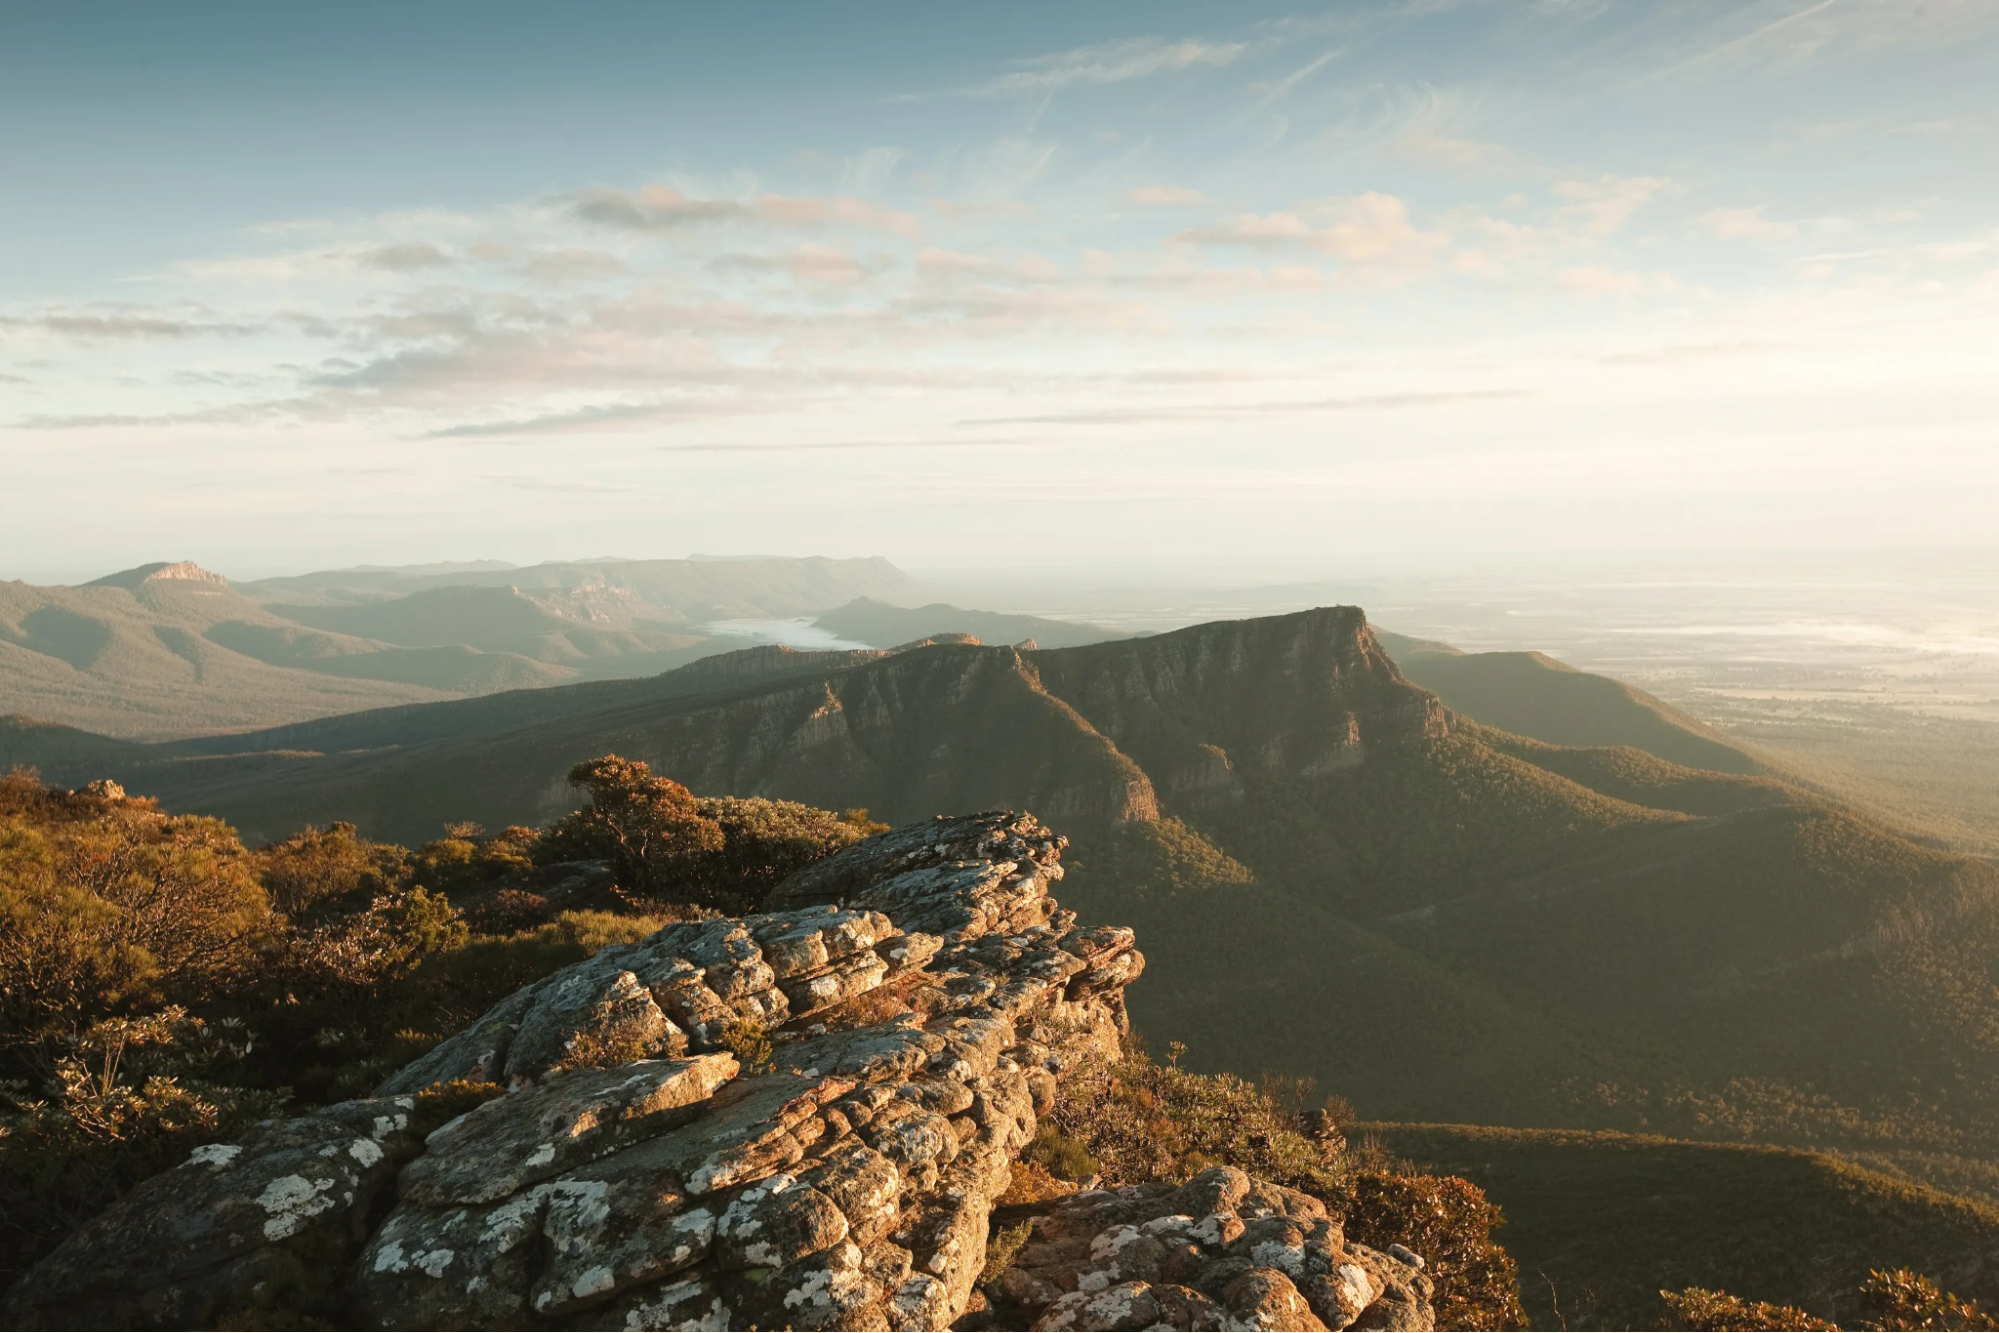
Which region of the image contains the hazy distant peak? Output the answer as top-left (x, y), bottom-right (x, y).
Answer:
top-left (84, 560), bottom-right (228, 590)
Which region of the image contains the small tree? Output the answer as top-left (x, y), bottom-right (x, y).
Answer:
top-left (539, 757), bottom-right (725, 902)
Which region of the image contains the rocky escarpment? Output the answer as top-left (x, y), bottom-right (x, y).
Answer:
top-left (1027, 607), bottom-right (1450, 811)
top-left (5, 810), bottom-right (1437, 1331)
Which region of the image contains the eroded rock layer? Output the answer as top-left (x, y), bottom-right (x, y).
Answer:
top-left (4, 810), bottom-right (1434, 1332)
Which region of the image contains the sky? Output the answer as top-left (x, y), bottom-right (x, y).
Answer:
top-left (1, 0), bottom-right (1995, 579)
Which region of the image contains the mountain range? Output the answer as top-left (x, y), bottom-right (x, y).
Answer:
top-left (0, 556), bottom-right (918, 738)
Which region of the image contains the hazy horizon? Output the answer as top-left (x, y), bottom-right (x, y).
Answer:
top-left (4, 1), bottom-right (1996, 573)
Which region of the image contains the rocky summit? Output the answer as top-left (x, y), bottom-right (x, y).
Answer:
top-left (1, 810), bottom-right (1437, 1331)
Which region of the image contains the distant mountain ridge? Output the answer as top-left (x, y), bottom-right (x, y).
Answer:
top-left (0, 556), bottom-right (917, 739)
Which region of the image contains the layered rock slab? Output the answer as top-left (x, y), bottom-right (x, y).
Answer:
top-left (4, 811), bottom-right (1145, 1331)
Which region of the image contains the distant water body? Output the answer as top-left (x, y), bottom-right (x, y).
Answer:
top-left (698, 617), bottom-right (872, 651)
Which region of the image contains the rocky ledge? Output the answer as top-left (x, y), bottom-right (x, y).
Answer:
top-left (4, 811), bottom-right (1436, 1332)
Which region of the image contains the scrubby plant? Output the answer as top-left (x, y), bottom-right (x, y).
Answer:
top-left (721, 1017), bottom-right (775, 1075)
top-left (1662, 1286), bottom-right (1838, 1330)
top-left (1340, 1172), bottom-right (1527, 1332)
top-left (1857, 1268), bottom-right (1999, 1331)
top-left (253, 821), bottom-right (402, 917)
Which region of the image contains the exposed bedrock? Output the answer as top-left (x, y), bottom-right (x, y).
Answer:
top-left (4, 810), bottom-right (1433, 1332)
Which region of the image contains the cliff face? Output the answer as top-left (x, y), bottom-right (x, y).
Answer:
top-left (1029, 608), bottom-right (1449, 810)
top-left (2, 812), bottom-right (1434, 1333)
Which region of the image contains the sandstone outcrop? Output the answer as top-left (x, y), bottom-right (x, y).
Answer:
top-left (4, 810), bottom-right (1435, 1331)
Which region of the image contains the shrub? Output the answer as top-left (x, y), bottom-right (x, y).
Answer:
top-left (1662, 1286), bottom-right (1838, 1330)
top-left (685, 795), bottom-right (865, 910)
top-left (538, 757), bottom-right (725, 900)
top-left (1338, 1172), bottom-right (1526, 1331)
top-left (254, 822), bottom-right (399, 917)
top-left (536, 757), bottom-right (866, 913)
top-left (0, 791), bottom-right (271, 1041)
top-left (1046, 1042), bottom-right (1345, 1193)
top-left (979, 1219), bottom-right (1034, 1286)
top-left (1024, 1124), bottom-right (1100, 1182)
top-left (721, 1018), bottom-right (774, 1075)
top-left (407, 824), bottom-right (539, 899)
top-left (1857, 1268), bottom-right (1999, 1331)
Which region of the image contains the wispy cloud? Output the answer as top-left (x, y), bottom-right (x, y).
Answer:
top-left (1127, 185), bottom-right (1208, 208)
top-left (1555, 265), bottom-right (1679, 298)
top-left (360, 242), bottom-right (453, 271)
top-left (963, 390), bottom-right (1524, 426)
top-left (563, 186), bottom-right (919, 237)
top-left (711, 244), bottom-right (881, 285)
top-left (959, 36), bottom-right (1244, 98)
top-left (655, 438), bottom-right (1032, 453)
top-left (1, 311), bottom-right (261, 340)
top-left (1553, 176), bottom-right (1671, 236)
top-left (1699, 206), bottom-right (1800, 241)
top-left (482, 474), bottom-right (647, 494)
top-left (1174, 194), bottom-right (1451, 270)
top-left (432, 398), bottom-right (769, 439)
top-left (521, 248), bottom-right (628, 284)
